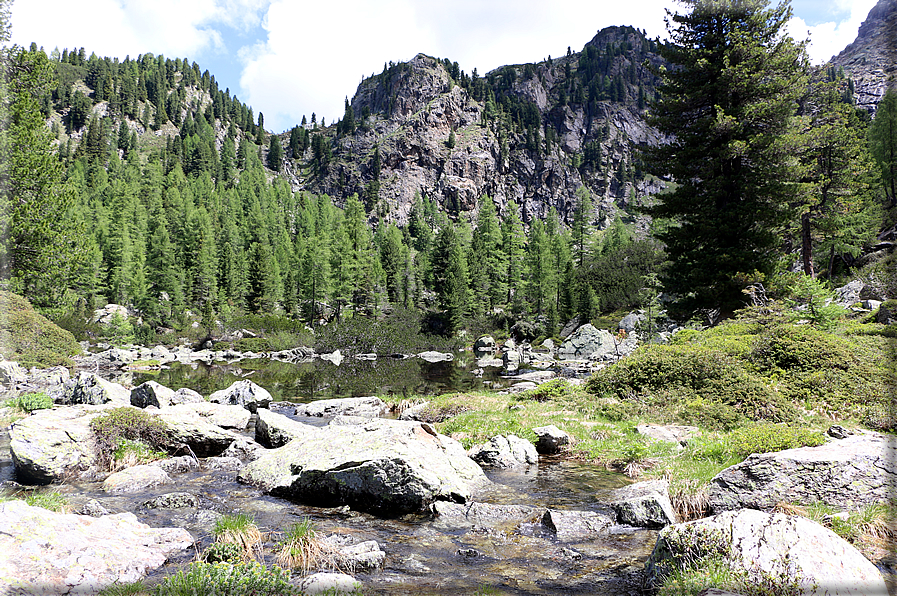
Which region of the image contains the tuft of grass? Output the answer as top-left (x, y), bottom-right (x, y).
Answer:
top-left (275, 518), bottom-right (331, 573)
top-left (112, 439), bottom-right (168, 470)
top-left (212, 513), bottom-right (263, 562)
top-left (23, 490), bottom-right (69, 513)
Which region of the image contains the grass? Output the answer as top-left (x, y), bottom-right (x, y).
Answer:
top-left (274, 518), bottom-right (332, 573)
top-left (24, 490), bottom-right (69, 512)
top-left (89, 408), bottom-right (171, 471)
top-left (212, 513), bottom-right (263, 562)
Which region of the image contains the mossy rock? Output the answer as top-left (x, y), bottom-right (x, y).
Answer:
top-left (0, 291), bottom-right (81, 368)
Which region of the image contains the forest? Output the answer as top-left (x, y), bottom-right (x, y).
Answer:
top-left (1, 0), bottom-right (895, 346)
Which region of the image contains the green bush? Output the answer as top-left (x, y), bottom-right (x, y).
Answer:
top-left (203, 542), bottom-right (245, 565)
top-left (726, 424), bottom-right (825, 459)
top-left (7, 392), bottom-right (53, 412)
top-left (233, 337), bottom-right (274, 352)
top-left (749, 325), bottom-right (855, 373)
top-left (515, 379), bottom-right (578, 402)
top-left (154, 561), bottom-right (295, 596)
top-left (89, 408), bottom-right (170, 470)
top-left (0, 291), bottom-right (80, 367)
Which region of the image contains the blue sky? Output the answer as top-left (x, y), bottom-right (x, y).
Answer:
top-left (10, 0), bottom-right (878, 134)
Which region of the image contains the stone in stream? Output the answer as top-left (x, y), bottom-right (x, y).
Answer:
top-left (431, 501), bottom-right (541, 530)
top-left (467, 435), bottom-right (538, 468)
top-left (295, 573), bottom-right (361, 595)
top-left (143, 492), bottom-right (200, 509)
top-left (103, 464), bottom-right (172, 493)
top-left (170, 388), bottom-right (204, 405)
top-left (130, 381), bottom-right (176, 408)
top-left (609, 479), bottom-right (677, 528)
top-left (237, 417), bottom-right (490, 516)
top-left (541, 509), bottom-right (614, 540)
top-left (0, 500), bottom-right (193, 595)
top-left (155, 404), bottom-right (253, 458)
top-left (293, 396), bottom-right (387, 418)
top-left (708, 430), bottom-right (897, 513)
top-left (255, 408), bottom-right (317, 448)
top-left (208, 379), bottom-right (272, 412)
top-left (644, 509), bottom-right (887, 595)
top-left (532, 425), bottom-right (570, 455)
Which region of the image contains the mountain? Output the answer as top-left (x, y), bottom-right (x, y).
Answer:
top-left (830, 0), bottom-right (897, 114)
top-left (284, 26), bottom-right (667, 229)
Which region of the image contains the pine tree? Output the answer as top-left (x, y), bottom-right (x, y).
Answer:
top-left (468, 196), bottom-right (506, 312)
top-left (432, 222), bottom-right (471, 332)
top-left (501, 204), bottom-right (526, 305)
top-left (571, 185), bottom-right (593, 267)
top-left (643, 0), bottom-right (809, 316)
top-left (267, 135), bottom-right (283, 171)
top-left (868, 88), bottom-right (897, 207)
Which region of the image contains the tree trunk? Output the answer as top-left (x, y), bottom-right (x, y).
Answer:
top-left (801, 212), bottom-right (814, 277)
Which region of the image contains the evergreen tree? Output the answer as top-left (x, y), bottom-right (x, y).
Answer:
top-left (432, 222), bottom-right (471, 332)
top-left (267, 135), bottom-right (283, 171)
top-left (869, 88), bottom-right (897, 206)
top-left (525, 219), bottom-right (551, 313)
top-left (571, 185), bottom-right (593, 267)
top-left (643, 0), bottom-right (809, 316)
top-left (468, 196), bottom-right (506, 312)
top-left (501, 204), bottom-right (526, 305)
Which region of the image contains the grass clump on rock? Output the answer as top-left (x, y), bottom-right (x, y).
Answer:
top-left (275, 518), bottom-right (330, 573)
top-left (89, 407), bottom-right (170, 471)
top-left (212, 513), bottom-right (263, 562)
top-left (0, 291), bottom-right (81, 368)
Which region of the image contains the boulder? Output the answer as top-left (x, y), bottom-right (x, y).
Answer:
top-left (876, 301), bottom-right (896, 325)
top-left (171, 388), bottom-right (205, 405)
top-left (238, 417), bottom-right (490, 515)
top-left (644, 509), bottom-right (887, 595)
top-left (0, 361), bottom-right (27, 387)
top-left (155, 405), bottom-right (250, 458)
top-left (431, 501), bottom-right (540, 530)
top-left (103, 465), bottom-right (172, 493)
top-left (557, 324), bottom-right (616, 360)
top-left (152, 455), bottom-right (200, 475)
top-left (610, 479), bottom-right (677, 528)
top-left (208, 380), bottom-right (271, 413)
top-left (143, 492), bottom-right (199, 509)
top-left (322, 536), bottom-right (386, 571)
top-left (92, 303), bottom-right (130, 325)
top-left (636, 424), bottom-right (699, 447)
top-left (559, 315), bottom-right (583, 339)
top-left (532, 425), bottom-right (570, 454)
top-left (618, 312), bottom-right (646, 334)
top-left (418, 351), bottom-right (454, 362)
top-left (468, 435), bottom-right (538, 468)
top-left (177, 402), bottom-right (251, 430)
top-left (320, 350), bottom-right (344, 366)
top-left (0, 500), bottom-right (192, 595)
top-left (473, 335), bottom-right (496, 355)
top-left (63, 372), bottom-right (130, 406)
top-left (541, 509), bottom-right (614, 540)
top-left (130, 381), bottom-right (176, 408)
top-left (294, 396), bottom-right (387, 418)
top-left (295, 573), bottom-right (361, 595)
top-left (255, 408), bottom-right (317, 448)
top-left (9, 405), bottom-right (109, 483)
top-left (708, 431), bottom-right (897, 513)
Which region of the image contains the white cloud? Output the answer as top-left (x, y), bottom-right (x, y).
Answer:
top-left (788, 0), bottom-right (878, 64)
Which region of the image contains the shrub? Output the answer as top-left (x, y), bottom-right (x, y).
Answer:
top-left (212, 513), bottom-right (263, 562)
top-left (275, 518), bottom-right (330, 573)
top-left (515, 379), bottom-right (578, 402)
top-left (104, 311), bottom-right (135, 347)
top-left (89, 408), bottom-right (170, 470)
top-left (203, 542), bottom-right (244, 565)
top-left (749, 325), bottom-right (855, 373)
top-left (0, 291), bottom-right (81, 367)
top-left (233, 337), bottom-right (274, 352)
top-left (785, 274), bottom-right (845, 330)
top-left (6, 392), bottom-right (53, 412)
top-left (726, 424), bottom-right (825, 459)
top-left (96, 581), bottom-right (150, 596)
top-left (154, 561), bottom-right (295, 596)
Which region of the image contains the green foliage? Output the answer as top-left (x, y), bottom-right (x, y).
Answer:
top-left (514, 378), bottom-right (579, 402)
top-left (213, 513), bottom-right (263, 562)
top-left (233, 337), bottom-right (274, 352)
top-left (112, 438), bottom-right (168, 468)
top-left (154, 562), bottom-right (295, 596)
top-left (748, 324), bottom-right (854, 372)
top-left (89, 407), bottom-right (170, 470)
top-left (0, 291), bottom-right (81, 367)
top-left (726, 424), bottom-right (825, 459)
top-left (784, 275), bottom-right (845, 329)
top-left (5, 391), bottom-right (52, 412)
top-left (96, 581), bottom-right (150, 596)
top-left (23, 490), bottom-right (68, 512)
top-left (275, 518), bottom-right (328, 573)
top-left (315, 307), bottom-right (459, 354)
top-left (203, 542), bottom-right (245, 565)
top-left (868, 88), bottom-right (897, 204)
top-left (103, 311), bottom-right (136, 347)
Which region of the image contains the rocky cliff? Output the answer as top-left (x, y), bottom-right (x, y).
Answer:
top-left (830, 0), bottom-right (896, 114)
top-left (285, 26), bottom-right (667, 229)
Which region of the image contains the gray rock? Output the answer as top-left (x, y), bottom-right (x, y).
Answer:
top-left (130, 381), bottom-right (176, 408)
top-left (0, 500), bottom-right (192, 595)
top-left (876, 301), bottom-right (896, 325)
top-left (619, 312), bottom-right (646, 334)
top-left (532, 425), bottom-right (570, 454)
top-left (473, 335), bottom-right (495, 355)
top-left (103, 464), bottom-right (172, 493)
top-left (152, 456), bottom-right (200, 474)
top-left (179, 402), bottom-right (251, 430)
top-left (557, 324), bottom-right (621, 360)
top-left (171, 388), bottom-right (204, 405)
top-left (0, 361), bottom-right (27, 387)
top-left (644, 509), bottom-right (887, 595)
top-left (610, 479), bottom-right (677, 528)
top-left (92, 303), bottom-right (130, 325)
top-left (322, 537), bottom-right (386, 571)
top-left (294, 396), bottom-right (386, 418)
top-left (9, 405), bottom-right (108, 483)
top-left (238, 417), bottom-right (490, 515)
top-left (468, 435), bottom-right (538, 468)
top-left (355, 353), bottom-right (377, 361)
top-left (143, 492), bottom-right (199, 509)
top-left (208, 380), bottom-right (272, 413)
top-left (255, 408), bottom-right (316, 448)
top-left (431, 501), bottom-right (540, 530)
top-left (559, 315), bottom-right (583, 339)
top-left (320, 350), bottom-right (344, 366)
top-left (636, 423), bottom-right (699, 446)
top-left (708, 431), bottom-right (896, 513)
top-left (502, 349), bottom-right (521, 369)
top-left (155, 405), bottom-right (249, 458)
top-left (541, 509), bottom-right (614, 540)
top-left (295, 572), bottom-right (361, 595)
top-left (77, 499), bottom-right (110, 517)
top-left (63, 372), bottom-right (131, 406)
top-left (476, 357), bottom-right (504, 368)
top-left (418, 351), bottom-right (454, 362)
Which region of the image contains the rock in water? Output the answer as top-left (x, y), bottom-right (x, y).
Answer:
top-left (609, 479), bottom-right (677, 528)
top-left (208, 379), bottom-right (272, 412)
top-left (468, 435), bottom-right (538, 468)
top-left (0, 500), bottom-right (192, 594)
top-left (238, 417), bottom-right (489, 515)
top-left (644, 509), bottom-right (887, 595)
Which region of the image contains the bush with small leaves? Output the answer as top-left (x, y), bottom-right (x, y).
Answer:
top-left (7, 392), bottom-right (52, 412)
top-left (89, 408), bottom-right (170, 471)
top-left (154, 561), bottom-right (295, 596)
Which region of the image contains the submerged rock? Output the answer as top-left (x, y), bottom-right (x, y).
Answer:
top-left (644, 509), bottom-right (887, 595)
top-left (431, 501), bottom-right (540, 530)
top-left (238, 417), bottom-right (489, 515)
top-left (541, 509), bottom-right (614, 540)
top-left (0, 500), bottom-right (192, 595)
top-left (468, 435), bottom-right (538, 468)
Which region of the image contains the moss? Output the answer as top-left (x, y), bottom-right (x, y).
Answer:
top-left (0, 291), bottom-right (80, 368)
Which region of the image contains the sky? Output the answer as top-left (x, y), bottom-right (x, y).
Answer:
top-left (9, 0), bottom-right (879, 134)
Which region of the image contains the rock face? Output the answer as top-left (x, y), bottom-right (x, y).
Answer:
top-left (238, 417), bottom-right (490, 515)
top-left (557, 324), bottom-right (636, 361)
top-left (0, 500), bottom-right (193, 595)
top-left (468, 435), bottom-right (538, 468)
top-left (708, 431), bottom-right (896, 513)
top-left (208, 380), bottom-right (272, 412)
top-left (609, 479), bottom-right (677, 528)
top-left (255, 408), bottom-right (316, 448)
top-left (62, 372), bottom-right (130, 406)
top-left (644, 509), bottom-right (887, 595)
top-left (830, 0), bottom-right (897, 115)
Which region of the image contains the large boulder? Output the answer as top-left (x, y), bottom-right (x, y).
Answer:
top-left (155, 404), bottom-right (251, 458)
top-left (0, 360), bottom-right (27, 387)
top-left (9, 405), bottom-right (107, 483)
top-left (238, 417), bottom-right (490, 515)
top-left (610, 479), bottom-right (677, 528)
top-left (0, 500), bottom-right (192, 595)
top-left (63, 372), bottom-right (130, 406)
top-left (255, 408), bottom-right (317, 448)
top-left (557, 324), bottom-right (636, 361)
top-left (468, 435), bottom-right (538, 468)
top-left (473, 335), bottom-right (496, 356)
top-left (532, 425), bottom-right (570, 454)
top-left (293, 396), bottom-right (386, 418)
top-left (103, 464), bottom-right (172, 493)
top-left (644, 509), bottom-right (887, 595)
top-left (208, 380), bottom-right (272, 412)
top-left (130, 381), bottom-right (176, 408)
top-left (708, 431), bottom-right (897, 513)
top-left (431, 501), bottom-right (540, 531)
